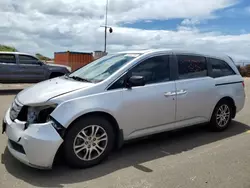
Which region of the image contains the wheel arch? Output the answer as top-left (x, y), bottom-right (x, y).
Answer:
top-left (212, 96), bottom-right (236, 119)
top-left (65, 111), bottom-right (123, 149)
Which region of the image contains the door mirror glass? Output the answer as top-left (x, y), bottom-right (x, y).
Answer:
top-left (38, 61), bottom-right (44, 66)
top-left (127, 75), bottom-right (145, 87)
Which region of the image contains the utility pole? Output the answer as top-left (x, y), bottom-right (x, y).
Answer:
top-left (104, 0), bottom-right (108, 53)
top-left (101, 0), bottom-right (113, 53)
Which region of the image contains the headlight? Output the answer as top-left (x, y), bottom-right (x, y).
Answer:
top-left (27, 107), bottom-right (40, 123)
top-left (27, 105), bottom-right (56, 124)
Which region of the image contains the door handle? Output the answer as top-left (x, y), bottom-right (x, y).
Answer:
top-left (164, 91), bottom-right (176, 97)
top-left (176, 89), bottom-right (187, 95)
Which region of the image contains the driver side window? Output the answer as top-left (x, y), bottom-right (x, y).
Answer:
top-left (19, 55), bottom-right (40, 65)
top-left (108, 55), bottom-right (170, 90)
top-left (129, 55), bottom-right (170, 85)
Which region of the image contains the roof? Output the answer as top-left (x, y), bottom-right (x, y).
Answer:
top-left (117, 49), bottom-right (160, 54)
top-left (0, 51), bottom-right (31, 55)
top-left (117, 48), bottom-right (232, 61)
top-left (55, 51), bottom-right (93, 55)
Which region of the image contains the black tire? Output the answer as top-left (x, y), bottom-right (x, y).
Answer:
top-left (209, 100), bottom-right (233, 131)
top-left (63, 116), bottom-right (115, 168)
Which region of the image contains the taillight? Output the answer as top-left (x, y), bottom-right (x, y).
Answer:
top-left (242, 81), bottom-right (245, 88)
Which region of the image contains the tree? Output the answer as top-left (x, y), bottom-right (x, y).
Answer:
top-left (35, 53), bottom-right (52, 61)
top-left (0, 45), bottom-right (18, 52)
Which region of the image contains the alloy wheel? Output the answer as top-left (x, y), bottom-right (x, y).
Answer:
top-left (216, 104), bottom-right (230, 127)
top-left (73, 125), bottom-right (108, 161)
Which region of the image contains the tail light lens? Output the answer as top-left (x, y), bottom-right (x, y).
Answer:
top-left (242, 81), bottom-right (245, 88)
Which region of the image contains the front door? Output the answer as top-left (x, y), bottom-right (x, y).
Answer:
top-left (18, 55), bottom-right (45, 83)
top-left (175, 54), bottom-right (215, 126)
top-left (0, 53), bottom-right (19, 83)
top-left (118, 54), bottom-right (176, 139)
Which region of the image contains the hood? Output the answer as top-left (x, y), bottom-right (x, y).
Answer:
top-left (47, 63), bottom-right (68, 68)
top-left (46, 63), bottom-right (71, 71)
top-left (17, 77), bottom-right (93, 105)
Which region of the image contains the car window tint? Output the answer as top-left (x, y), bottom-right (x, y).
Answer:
top-left (0, 54), bottom-right (16, 64)
top-left (108, 75), bottom-right (126, 90)
top-left (130, 55), bottom-right (170, 85)
top-left (209, 58), bottom-right (235, 78)
top-left (19, 55), bottom-right (39, 64)
top-left (177, 55), bottom-right (207, 79)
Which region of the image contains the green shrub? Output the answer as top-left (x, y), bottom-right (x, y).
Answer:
top-left (0, 45), bottom-right (17, 52)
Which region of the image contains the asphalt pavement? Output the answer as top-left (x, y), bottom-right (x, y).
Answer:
top-left (0, 79), bottom-right (249, 188)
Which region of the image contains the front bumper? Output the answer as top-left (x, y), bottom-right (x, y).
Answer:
top-left (3, 108), bottom-right (63, 169)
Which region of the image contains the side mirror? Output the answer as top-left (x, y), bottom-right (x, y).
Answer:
top-left (126, 75), bottom-right (145, 88)
top-left (38, 61), bottom-right (44, 66)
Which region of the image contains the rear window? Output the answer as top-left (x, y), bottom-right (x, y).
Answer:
top-left (0, 54), bottom-right (16, 64)
top-left (209, 58), bottom-right (236, 78)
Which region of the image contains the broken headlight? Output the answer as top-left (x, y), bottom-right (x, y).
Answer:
top-left (27, 105), bottom-right (57, 124)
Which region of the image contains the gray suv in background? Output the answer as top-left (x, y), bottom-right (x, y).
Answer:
top-left (0, 52), bottom-right (71, 83)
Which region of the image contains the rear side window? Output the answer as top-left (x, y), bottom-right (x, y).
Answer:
top-left (0, 54), bottom-right (16, 64)
top-left (177, 55), bottom-right (207, 79)
top-left (19, 55), bottom-right (39, 65)
top-left (209, 58), bottom-right (235, 78)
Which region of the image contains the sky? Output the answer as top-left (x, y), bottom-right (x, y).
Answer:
top-left (1, 0), bottom-right (250, 61)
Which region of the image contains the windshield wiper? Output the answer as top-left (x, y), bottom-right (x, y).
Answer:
top-left (64, 73), bottom-right (70, 78)
top-left (69, 76), bottom-right (92, 83)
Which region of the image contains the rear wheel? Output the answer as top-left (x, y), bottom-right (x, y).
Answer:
top-left (209, 101), bottom-right (232, 131)
top-left (63, 116), bottom-right (115, 168)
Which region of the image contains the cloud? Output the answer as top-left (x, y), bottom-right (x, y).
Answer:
top-left (1, 0), bottom-right (250, 61)
top-left (108, 0), bottom-right (237, 22)
top-left (108, 26), bottom-right (250, 59)
top-left (181, 18), bottom-right (201, 26)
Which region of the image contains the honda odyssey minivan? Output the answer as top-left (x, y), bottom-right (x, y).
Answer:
top-left (2, 49), bottom-right (245, 169)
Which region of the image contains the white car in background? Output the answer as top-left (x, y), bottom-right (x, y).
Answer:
top-left (2, 49), bottom-right (245, 169)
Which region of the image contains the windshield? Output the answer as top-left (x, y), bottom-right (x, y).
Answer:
top-left (69, 53), bottom-right (141, 83)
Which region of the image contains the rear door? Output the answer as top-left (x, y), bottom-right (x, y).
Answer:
top-left (0, 53), bottom-right (19, 83)
top-left (17, 55), bottom-right (46, 82)
top-left (174, 54), bottom-right (216, 127)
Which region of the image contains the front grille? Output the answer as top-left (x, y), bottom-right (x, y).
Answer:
top-left (9, 99), bottom-right (23, 121)
top-left (9, 139), bottom-right (26, 154)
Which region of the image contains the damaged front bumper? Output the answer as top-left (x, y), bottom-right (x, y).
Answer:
top-left (3, 108), bottom-right (63, 169)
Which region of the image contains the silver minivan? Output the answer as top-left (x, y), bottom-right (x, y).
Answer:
top-left (3, 49), bottom-right (245, 169)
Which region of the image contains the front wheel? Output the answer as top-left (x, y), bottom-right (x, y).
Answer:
top-left (63, 116), bottom-right (115, 168)
top-left (209, 101), bottom-right (232, 131)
